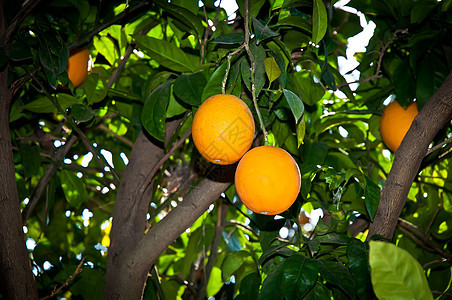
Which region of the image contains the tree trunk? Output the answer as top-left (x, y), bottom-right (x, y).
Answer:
top-left (368, 71), bottom-right (452, 240)
top-left (104, 119), bottom-right (231, 299)
top-left (0, 69), bottom-right (39, 300)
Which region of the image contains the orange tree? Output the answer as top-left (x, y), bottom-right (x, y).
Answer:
top-left (1, 0), bottom-right (452, 299)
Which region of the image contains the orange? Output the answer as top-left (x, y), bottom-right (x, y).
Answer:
top-left (380, 101), bottom-right (419, 152)
top-left (192, 94), bottom-right (255, 165)
top-left (234, 146), bottom-right (301, 215)
top-left (67, 47), bottom-right (90, 88)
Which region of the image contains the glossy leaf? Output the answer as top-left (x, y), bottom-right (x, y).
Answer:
top-left (283, 88), bottom-right (304, 122)
top-left (275, 15), bottom-right (311, 33)
top-left (281, 254), bottom-right (318, 299)
top-left (369, 241), bottom-right (434, 300)
top-left (252, 17), bottom-right (279, 44)
top-left (142, 81), bottom-right (171, 142)
top-left (264, 57), bottom-right (281, 84)
top-left (236, 272), bottom-right (261, 300)
top-left (312, 0), bottom-right (327, 44)
top-left (71, 104), bottom-right (95, 123)
top-left (347, 239), bottom-right (373, 300)
top-left (202, 62), bottom-right (227, 101)
top-left (364, 176), bottom-right (380, 221)
top-left (134, 35), bottom-right (199, 72)
top-left (59, 169), bottom-right (88, 208)
top-left (173, 72), bottom-right (207, 106)
top-left (318, 260), bottom-right (356, 299)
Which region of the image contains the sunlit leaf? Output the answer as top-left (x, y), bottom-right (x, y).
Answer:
top-left (283, 88), bottom-right (304, 122)
top-left (369, 241), bottom-right (434, 300)
top-left (59, 169), bottom-right (88, 208)
top-left (264, 57), bottom-right (281, 84)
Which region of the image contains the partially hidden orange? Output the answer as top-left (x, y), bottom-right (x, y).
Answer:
top-left (235, 146), bottom-right (301, 215)
top-left (380, 101), bottom-right (419, 152)
top-left (67, 47), bottom-right (90, 88)
top-left (192, 94), bottom-right (255, 165)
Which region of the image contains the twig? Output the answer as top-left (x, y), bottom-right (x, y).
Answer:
top-left (243, 0), bottom-right (268, 144)
top-left (336, 29), bottom-right (408, 89)
top-left (425, 135), bottom-right (452, 157)
top-left (432, 291), bottom-right (452, 297)
top-left (422, 258), bottom-right (447, 269)
top-left (397, 219), bottom-right (452, 261)
top-left (222, 44), bottom-right (246, 94)
top-left (39, 256), bottom-right (86, 300)
top-left (200, 3), bottom-right (220, 65)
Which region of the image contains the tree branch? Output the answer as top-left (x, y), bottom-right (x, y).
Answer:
top-left (368, 71), bottom-right (452, 240)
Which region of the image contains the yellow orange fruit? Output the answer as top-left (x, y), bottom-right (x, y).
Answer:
top-left (235, 146), bottom-right (301, 215)
top-left (67, 47), bottom-right (90, 88)
top-left (380, 101), bottom-right (419, 152)
top-left (192, 94), bottom-right (255, 165)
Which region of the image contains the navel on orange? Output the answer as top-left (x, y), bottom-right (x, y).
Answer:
top-left (235, 146), bottom-right (301, 215)
top-left (380, 101), bottom-right (419, 152)
top-left (67, 47), bottom-right (90, 88)
top-left (192, 94), bottom-right (255, 165)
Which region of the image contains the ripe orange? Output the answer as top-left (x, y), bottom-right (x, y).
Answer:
top-left (192, 94), bottom-right (255, 165)
top-left (380, 101), bottom-right (419, 152)
top-left (235, 146), bottom-right (301, 215)
top-left (67, 47), bottom-right (90, 88)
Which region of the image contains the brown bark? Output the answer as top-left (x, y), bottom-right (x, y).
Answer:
top-left (104, 119), bottom-right (231, 299)
top-left (0, 0), bottom-right (38, 298)
top-left (368, 71), bottom-right (452, 240)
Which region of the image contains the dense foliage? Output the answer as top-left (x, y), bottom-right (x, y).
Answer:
top-left (2, 0), bottom-right (452, 298)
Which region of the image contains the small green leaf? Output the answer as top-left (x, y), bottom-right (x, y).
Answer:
top-left (134, 35), bottom-right (199, 72)
top-left (93, 35), bottom-right (118, 65)
top-left (173, 72), bottom-right (207, 106)
top-left (206, 266), bottom-right (223, 297)
top-left (275, 15), bottom-right (311, 33)
top-left (312, 0), bottom-right (327, 44)
top-left (84, 73), bottom-right (108, 105)
top-left (296, 115), bottom-right (306, 147)
top-left (252, 17), bottom-right (279, 44)
top-left (142, 81), bottom-right (171, 142)
top-left (369, 241), bottom-right (434, 300)
top-left (283, 89), bottom-right (304, 122)
top-left (318, 260), bottom-right (356, 299)
top-left (264, 57), bottom-right (281, 84)
top-left (364, 176), bottom-right (380, 221)
top-left (211, 33), bottom-right (245, 44)
top-left (59, 169), bottom-right (88, 208)
top-left (71, 104), bottom-right (95, 123)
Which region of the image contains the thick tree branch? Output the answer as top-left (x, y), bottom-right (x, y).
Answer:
top-left (368, 71), bottom-right (452, 240)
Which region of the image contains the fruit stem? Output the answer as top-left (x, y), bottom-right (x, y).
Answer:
top-left (243, 0), bottom-right (268, 144)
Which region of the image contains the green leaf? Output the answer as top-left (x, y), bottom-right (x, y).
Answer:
top-left (318, 260), bottom-right (356, 299)
top-left (221, 251), bottom-right (250, 281)
top-left (173, 72), bottom-right (207, 106)
top-left (20, 144), bottom-right (41, 178)
top-left (264, 57), bottom-right (281, 84)
top-left (296, 115), bottom-right (306, 147)
top-left (93, 35), bottom-right (118, 65)
top-left (411, 1), bottom-right (437, 23)
top-left (142, 81), bottom-right (171, 141)
top-left (281, 254), bottom-right (318, 299)
top-left (206, 266), bottom-right (223, 297)
top-left (293, 71), bottom-right (325, 106)
top-left (250, 42), bottom-right (267, 90)
top-left (347, 239), bottom-right (373, 300)
top-left (252, 17), bottom-right (279, 44)
top-left (133, 35), bottom-right (199, 72)
top-left (416, 54), bottom-right (449, 108)
top-left (166, 93), bottom-right (187, 118)
top-left (275, 15), bottom-right (311, 33)
top-left (312, 0), bottom-right (327, 44)
top-left (364, 176), bottom-right (380, 221)
top-left (24, 94), bottom-right (79, 113)
top-left (369, 241), bottom-right (434, 300)
top-left (71, 104), bottom-right (95, 123)
top-left (84, 73), bottom-right (108, 105)
top-left (283, 88), bottom-right (304, 122)
top-left (201, 62), bottom-right (227, 101)
top-left (59, 169), bottom-right (88, 208)
top-left (304, 281), bottom-right (331, 299)
top-left (154, 0), bottom-right (204, 37)
top-left (260, 267), bottom-right (284, 300)
top-left (237, 0), bottom-right (266, 19)
top-left (236, 272), bottom-right (261, 300)
top-left (211, 33), bottom-right (245, 44)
